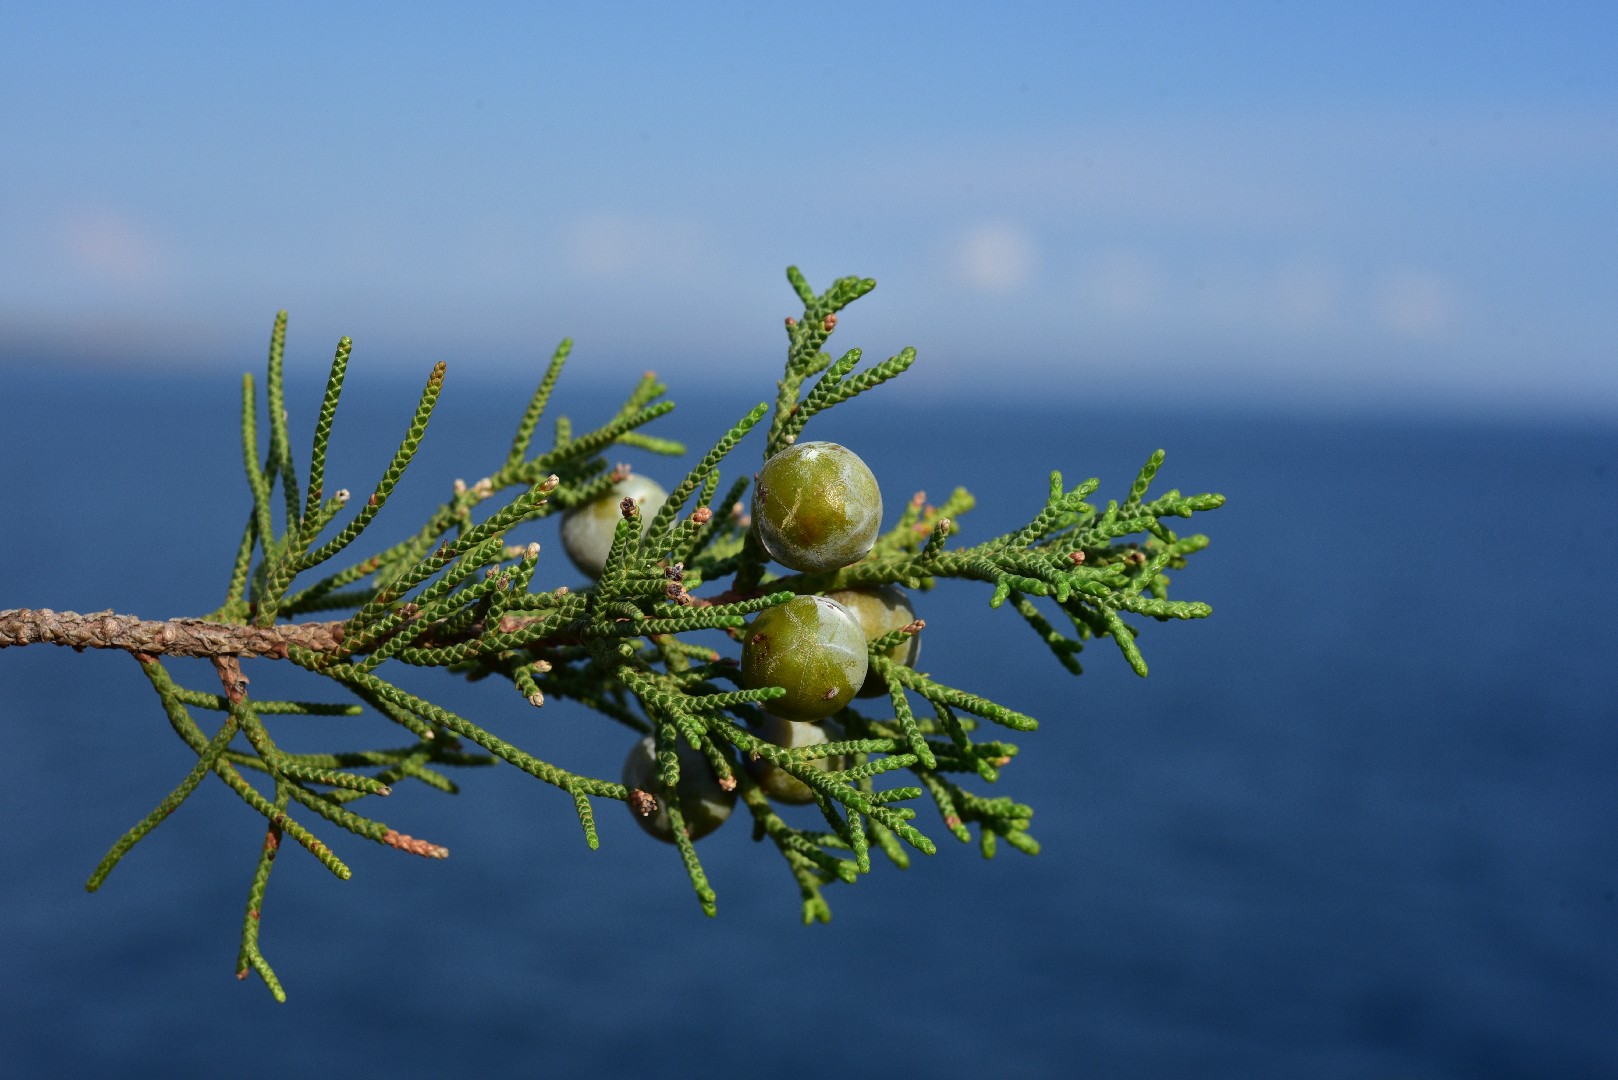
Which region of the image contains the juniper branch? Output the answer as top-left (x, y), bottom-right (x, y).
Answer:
top-left (0, 264), bottom-right (1223, 1002)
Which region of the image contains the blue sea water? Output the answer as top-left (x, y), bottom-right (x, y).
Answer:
top-left (0, 368), bottom-right (1613, 1078)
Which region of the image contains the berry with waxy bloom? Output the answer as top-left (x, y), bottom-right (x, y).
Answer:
top-left (621, 735), bottom-right (735, 843)
top-left (561, 474), bottom-right (668, 578)
top-left (747, 714), bottom-right (849, 804)
top-left (740, 594), bottom-right (868, 722)
top-left (751, 441), bottom-right (882, 573)
top-left (826, 585), bottom-right (920, 697)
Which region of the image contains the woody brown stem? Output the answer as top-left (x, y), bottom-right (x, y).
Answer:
top-left (0, 608), bottom-right (346, 659)
top-left (0, 606), bottom-right (572, 660)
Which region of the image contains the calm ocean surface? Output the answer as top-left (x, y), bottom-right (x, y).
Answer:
top-left (1, 369), bottom-right (1613, 1078)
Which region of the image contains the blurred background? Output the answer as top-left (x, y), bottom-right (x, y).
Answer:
top-left (4, 1), bottom-right (1615, 416)
top-left (1, 3), bottom-right (1614, 1077)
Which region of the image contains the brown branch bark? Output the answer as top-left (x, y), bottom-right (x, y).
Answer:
top-left (0, 608), bottom-right (345, 659)
top-left (0, 607), bottom-right (578, 660)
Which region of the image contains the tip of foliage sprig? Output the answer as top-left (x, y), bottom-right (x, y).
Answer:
top-left (382, 830), bottom-right (449, 859)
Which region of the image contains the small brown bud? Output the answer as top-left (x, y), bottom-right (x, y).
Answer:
top-left (823, 313), bottom-right (837, 331)
top-left (691, 506), bottom-right (713, 525)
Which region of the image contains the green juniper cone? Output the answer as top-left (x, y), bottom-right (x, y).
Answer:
top-left (561, 473), bottom-right (668, 577)
top-left (622, 735), bottom-right (736, 842)
top-left (0, 265), bottom-right (1225, 1001)
top-left (752, 441), bottom-right (882, 573)
top-left (746, 714), bottom-right (850, 804)
top-left (740, 594), bottom-right (869, 722)
top-left (826, 585), bottom-right (921, 698)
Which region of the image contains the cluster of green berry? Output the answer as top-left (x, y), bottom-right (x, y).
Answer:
top-left (560, 440), bottom-right (921, 842)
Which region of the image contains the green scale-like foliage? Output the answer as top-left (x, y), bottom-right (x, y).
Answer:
top-left (83, 267), bottom-right (1223, 1000)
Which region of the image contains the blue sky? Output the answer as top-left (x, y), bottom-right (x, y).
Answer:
top-left (2, 2), bottom-right (1614, 414)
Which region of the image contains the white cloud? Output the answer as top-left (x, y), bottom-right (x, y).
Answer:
top-left (1373, 270), bottom-right (1462, 340)
top-left (559, 212), bottom-right (712, 280)
top-left (951, 223), bottom-right (1036, 292)
top-left (59, 210), bottom-right (168, 286)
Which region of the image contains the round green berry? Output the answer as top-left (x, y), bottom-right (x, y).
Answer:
top-left (746, 714), bottom-right (849, 804)
top-left (621, 735), bottom-right (735, 843)
top-left (740, 594), bottom-right (868, 722)
top-left (826, 585), bottom-right (920, 697)
top-left (561, 474), bottom-right (668, 578)
top-left (752, 441), bottom-right (882, 573)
